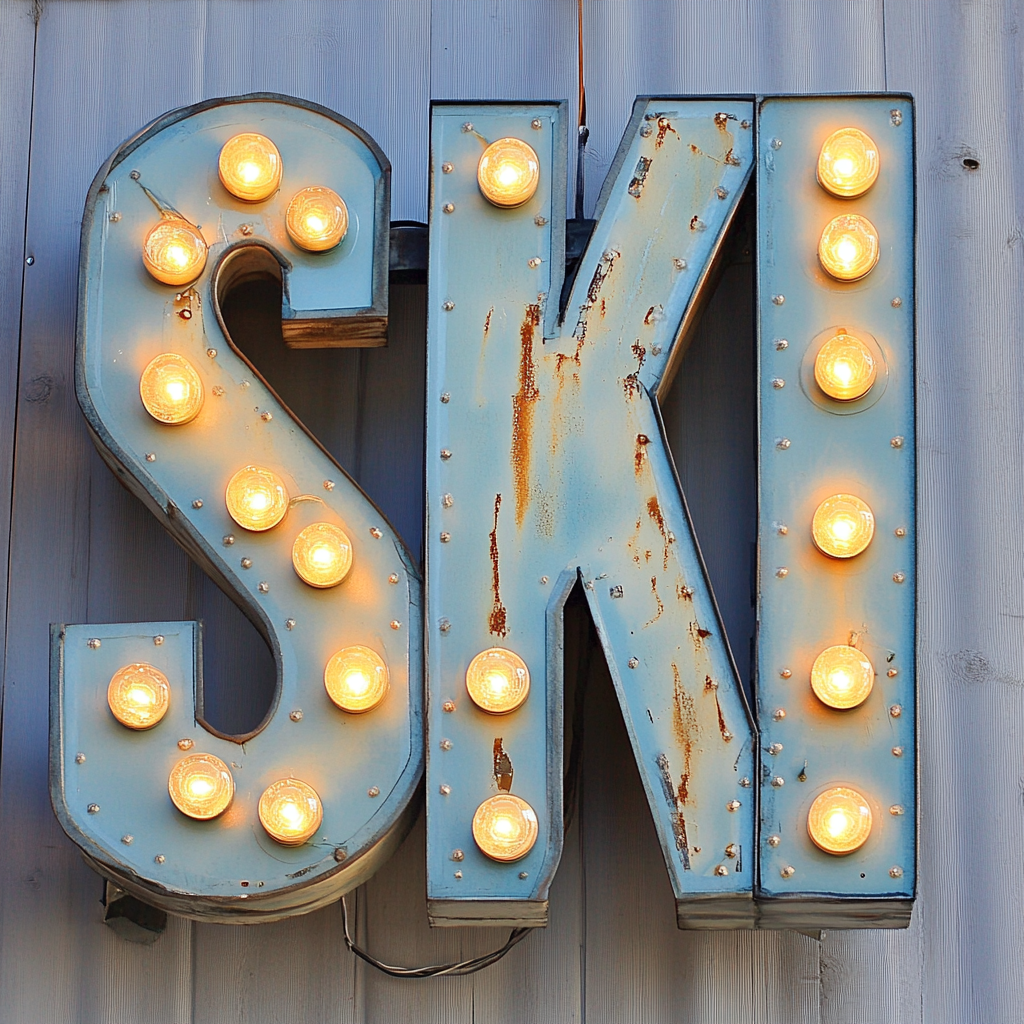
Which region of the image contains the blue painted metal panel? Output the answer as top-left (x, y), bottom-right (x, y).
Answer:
top-left (53, 95), bottom-right (422, 922)
top-left (755, 96), bottom-right (916, 926)
top-left (425, 99), bottom-right (757, 928)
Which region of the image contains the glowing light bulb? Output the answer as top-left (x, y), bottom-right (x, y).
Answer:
top-left (472, 793), bottom-right (539, 861)
top-left (324, 645), bottom-right (388, 713)
top-left (168, 753), bottom-right (234, 819)
top-left (810, 645), bottom-right (875, 709)
top-left (143, 218), bottom-right (207, 286)
top-left (818, 214), bottom-right (880, 282)
top-left (225, 465), bottom-right (289, 532)
top-left (107, 662), bottom-right (170, 729)
top-left (218, 133), bottom-right (282, 202)
top-left (814, 331), bottom-right (877, 401)
top-left (817, 127), bottom-right (880, 198)
top-left (258, 778), bottom-right (322, 845)
top-left (812, 493), bottom-right (875, 558)
top-left (807, 786), bottom-right (873, 854)
top-left (291, 522), bottom-right (353, 588)
top-left (285, 186), bottom-right (348, 251)
top-left (465, 647), bottom-right (530, 714)
top-left (139, 352), bottom-right (205, 424)
top-left (477, 137), bottom-right (540, 208)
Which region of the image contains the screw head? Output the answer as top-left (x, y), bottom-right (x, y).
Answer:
top-left (451, 849), bottom-right (464, 861)
top-left (442, 203), bottom-right (455, 214)
top-left (368, 786), bottom-right (380, 798)
top-left (889, 704), bottom-right (903, 718)
top-left (442, 300), bottom-right (455, 311)
top-left (121, 835), bottom-right (133, 846)
top-left (191, 499), bottom-right (204, 509)
top-left (75, 752), bottom-right (86, 764)
top-left (725, 843), bottom-right (739, 859)
top-left (892, 296), bottom-right (903, 308)
top-left (528, 257), bottom-right (542, 269)
top-left (258, 581), bottom-right (269, 594)
top-left (890, 109), bottom-right (903, 126)
top-left (893, 572), bottom-right (906, 584)
top-left (390, 620), bottom-right (401, 630)
top-left (260, 411), bottom-right (273, 422)
top-left (239, 223), bottom-right (253, 236)
top-left (780, 668), bottom-right (792, 678)
top-left (892, 745), bottom-right (904, 757)
top-left (441, 493), bottom-right (454, 509)
top-left (388, 573), bottom-right (400, 585)
top-left (534, 215), bottom-right (548, 226)
top-left (442, 700), bottom-right (456, 713)
top-left (895, 527), bottom-right (907, 538)
top-left (155, 855), bottom-right (165, 864)
top-left (772, 294), bottom-right (785, 305)
top-left (145, 452), bottom-right (157, 462)
top-left (440, 392), bottom-right (451, 403)
top-left (285, 618), bottom-right (296, 630)
top-left (776, 438), bottom-right (791, 450)
top-left (771, 776), bottom-right (785, 788)
top-left (440, 449), bottom-right (452, 460)
top-left (739, 777), bottom-right (751, 788)
top-left (25, 255), bottom-right (34, 266)
top-left (775, 338), bottom-right (789, 351)
top-left (532, 118), bottom-right (543, 130)
top-left (775, 567), bottom-right (789, 578)
top-left (891, 436), bottom-right (905, 449)
top-left (640, 124), bottom-right (653, 137)
top-left (767, 834), bottom-right (781, 847)
top-left (773, 708), bottom-right (786, 721)
top-left (672, 257), bottom-right (687, 270)
top-left (440, 739), bottom-right (452, 751)
top-left (769, 743), bottom-right (783, 755)
top-left (770, 138), bottom-right (783, 150)
top-left (87, 803), bottom-right (100, 814)
top-left (440, 784), bottom-right (451, 795)
top-left (439, 618), bottom-right (451, 634)
top-left (890, 865), bottom-right (904, 878)
top-left (87, 638), bottom-right (101, 649)
top-left (888, 668), bottom-right (898, 677)
top-left (780, 865), bottom-right (795, 878)
top-left (440, 531), bottom-right (451, 543)
top-left (461, 122), bottom-right (473, 133)
top-left (772, 378), bottom-right (785, 389)
top-left (726, 800), bottom-right (741, 812)
top-left (290, 709), bottom-right (303, 722)
top-left (442, 162), bottom-right (454, 173)
top-left (628, 657), bottom-right (639, 669)
top-left (370, 527), bottom-right (383, 538)
top-left (109, 211), bottom-right (122, 223)
top-left (889, 804), bottom-right (905, 816)
top-left (178, 738), bottom-right (194, 751)
top-left (714, 864), bottom-right (729, 876)
top-left (454, 870), bottom-right (462, 879)
top-left (519, 871), bottom-right (529, 879)
top-left (240, 558), bottom-right (252, 569)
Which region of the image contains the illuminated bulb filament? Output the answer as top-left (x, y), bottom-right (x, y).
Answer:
top-left (810, 645), bottom-right (875, 709)
top-left (218, 133), bottom-right (282, 202)
top-left (807, 786), bottom-right (873, 854)
top-left (324, 645), bottom-right (389, 713)
top-left (465, 647), bottom-right (530, 714)
top-left (477, 137), bottom-right (541, 208)
top-left (225, 465), bottom-right (289, 532)
top-left (107, 662), bottom-right (171, 729)
top-left (143, 218), bottom-right (208, 286)
top-left (258, 778), bottom-right (322, 845)
top-left (472, 794), bottom-right (539, 862)
top-left (818, 214), bottom-right (880, 282)
top-left (817, 127), bottom-right (880, 198)
top-left (168, 753), bottom-right (234, 819)
top-left (139, 352), bottom-right (205, 424)
top-left (814, 331), bottom-right (877, 401)
top-left (286, 186), bottom-right (348, 252)
top-left (292, 522), bottom-right (353, 588)
top-left (812, 493), bottom-right (875, 558)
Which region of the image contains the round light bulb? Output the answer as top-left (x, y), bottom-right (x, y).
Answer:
top-left (810, 645), bottom-right (875, 709)
top-left (225, 465), bottom-right (289, 532)
top-left (139, 352), bottom-right (205, 424)
top-left (814, 331), bottom-right (877, 401)
top-left (107, 662), bottom-right (170, 729)
top-left (291, 522), bottom-right (353, 588)
top-left (807, 786), bottom-right (873, 854)
top-left (324, 645), bottom-right (389, 713)
top-left (817, 127), bottom-right (880, 198)
top-left (143, 218), bottom-right (207, 286)
top-left (258, 778), bottom-right (322, 845)
top-left (818, 214), bottom-right (880, 282)
top-left (465, 647), bottom-right (530, 714)
top-left (477, 137), bottom-right (540, 208)
top-left (285, 186), bottom-right (348, 251)
top-left (472, 793), bottom-right (539, 862)
top-left (168, 753), bottom-right (234, 819)
top-left (812, 493), bottom-right (875, 558)
top-left (218, 133), bottom-right (282, 202)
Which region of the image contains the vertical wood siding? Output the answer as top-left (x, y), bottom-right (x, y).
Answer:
top-left (0, 2), bottom-right (1019, 1022)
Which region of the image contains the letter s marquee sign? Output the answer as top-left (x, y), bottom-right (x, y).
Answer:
top-left (51, 93), bottom-right (915, 932)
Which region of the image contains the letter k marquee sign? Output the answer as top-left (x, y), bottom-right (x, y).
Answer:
top-left (52, 92), bottom-right (915, 932)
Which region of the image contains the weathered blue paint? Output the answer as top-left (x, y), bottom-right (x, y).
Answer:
top-left (425, 99), bottom-right (757, 927)
top-left (52, 95), bottom-right (423, 922)
top-left (755, 96), bottom-right (916, 927)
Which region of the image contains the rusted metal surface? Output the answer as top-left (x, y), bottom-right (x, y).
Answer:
top-left (425, 99), bottom-right (757, 928)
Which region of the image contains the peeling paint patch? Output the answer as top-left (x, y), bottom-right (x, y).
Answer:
top-left (510, 303), bottom-right (541, 527)
top-left (689, 621), bottom-right (712, 649)
top-left (714, 111), bottom-right (736, 130)
top-left (628, 155), bottom-right (653, 197)
top-left (573, 249), bottom-right (617, 343)
top-left (656, 751), bottom-right (691, 870)
top-left (488, 493), bottom-right (508, 637)
top-left (655, 117), bottom-right (678, 149)
top-left (493, 738), bottom-right (513, 793)
top-left (676, 579), bottom-right (693, 601)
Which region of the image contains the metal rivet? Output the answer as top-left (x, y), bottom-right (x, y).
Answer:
top-left (770, 138), bottom-right (783, 150)
top-left (715, 186), bottom-right (729, 200)
top-left (87, 638), bottom-right (101, 649)
top-left (781, 865), bottom-right (795, 878)
top-left (534, 215), bottom-right (548, 226)
top-left (440, 785), bottom-right (451, 795)
top-left (727, 800), bottom-right (741, 812)
top-left (240, 558), bottom-right (252, 569)
top-left (892, 296), bottom-right (903, 308)
top-left (772, 378), bottom-right (785, 389)
top-left (714, 864), bottom-right (729, 876)
top-left (204, 349), bottom-right (217, 361)
top-left (771, 776), bottom-right (785, 788)
top-left (442, 700), bottom-right (456, 713)
top-left (440, 449), bottom-right (452, 460)
top-left (672, 257), bottom-right (687, 270)
top-left (440, 739), bottom-right (452, 751)
top-left (680, 586), bottom-right (694, 597)
top-left (893, 572), bottom-right (906, 584)
top-left (895, 527), bottom-right (907, 538)
top-left (440, 392), bottom-right (450, 403)
top-left (75, 752), bottom-right (86, 764)
top-left (191, 499), bottom-right (203, 509)
top-left (610, 585), bottom-right (624, 599)
top-left (452, 849), bottom-right (464, 862)
top-left (461, 122), bottom-right (473, 133)
top-left (440, 532), bottom-right (451, 543)
top-left (442, 203), bottom-right (455, 214)
top-left (739, 777), bottom-right (751, 788)
top-left (290, 710), bottom-right (303, 722)
top-left (531, 118), bottom-right (543, 130)
top-left (888, 668), bottom-right (898, 678)
top-left (540, 576), bottom-right (549, 584)
top-left (442, 162), bottom-right (454, 173)
top-left (741, 120), bottom-right (751, 129)
top-left (87, 803), bottom-right (100, 814)
top-left (322, 480), bottom-right (335, 492)
top-left (775, 338), bottom-right (788, 351)
top-left (890, 805), bottom-right (905, 816)
top-left (454, 871), bottom-right (462, 879)
top-left (153, 635), bottom-right (165, 647)
top-left (776, 438), bottom-right (791, 450)
top-left (773, 708), bottom-right (786, 721)
top-left (769, 743), bottom-right (783, 755)
top-left (890, 109), bottom-right (903, 126)
top-left (725, 843), bottom-right (739, 859)
top-left (442, 300), bottom-right (455, 311)
top-left (109, 211), bottom-right (122, 223)
top-left (722, 730), bottom-right (733, 742)
top-left (519, 871), bottom-right (529, 879)
top-left (145, 452), bottom-right (156, 462)
top-left (388, 574), bottom-right (400, 585)
top-left (891, 436), bottom-right (905, 449)
top-left (368, 786), bottom-right (380, 798)
top-left (240, 381), bottom-right (250, 389)
top-left (528, 257), bottom-right (542, 269)
top-left (775, 567), bottom-right (789, 578)
top-left (890, 865), bottom-right (904, 878)
top-left (889, 704), bottom-right (903, 718)
top-left (122, 835), bottom-right (133, 845)
top-left (640, 124), bottom-right (653, 138)
top-left (628, 657), bottom-right (639, 669)
top-left (767, 834), bottom-right (781, 847)
top-left (155, 855), bottom-right (165, 864)
top-left (390, 620), bottom-right (401, 630)
top-left (261, 411), bottom-right (273, 422)
top-left (178, 738), bottom-right (194, 750)
top-left (370, 527), bottom-right (383, 539)
top-left (442, 493), bottom-right (454, 509)
top-left (212, 385), bottom-right (225, 396)
top-left (240, 224), bottom-right (253, 236)
top-left (130, 169), bottom-right (140, 180)
top-left (772, 294), bottom-right (785, 305)
top-left (780, 668), bottom-right (792, 678)
top-left (285, 618), bottom-right (296, 630)
top-left (892, 745), bottom-right (904, 757)
top-left (439, 618), bottom-right (451, 634)
top-left (25, 255), bottom-right (34, 265)
top-left (651, 345), bottom-right (662, 356)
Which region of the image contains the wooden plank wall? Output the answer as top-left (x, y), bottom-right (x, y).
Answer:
top-left (0, 1), bottom-right (1019, 1022)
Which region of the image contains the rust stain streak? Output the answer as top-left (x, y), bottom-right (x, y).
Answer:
top-left (510, 303), bottom-right (541, 527)
top-left (493, 738), bottom-right (513, 792)
top-left (634, 433), bottom-right (650, 476)
top-left (672, 664), bottom-right (698, 805)
top-left (627, 515), bottom-right (643, 567)
top-left (624, 341), bottom-right (646, 399)
top-left (705, 676), bottom-right (730, 742)
top-left (655, 117), bottom-right (678, 149)
top-left (646, 495), bottom-right (670, 570)
top-left (643, 575), bottom-right (664, 629)
top-left (488, 493), bottom-right (508, 637)
top-left (572, 249), bottom-right (617, 343)
top-left (656, 750), bottom-right (691, 870)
